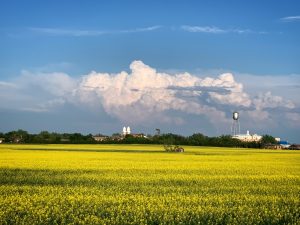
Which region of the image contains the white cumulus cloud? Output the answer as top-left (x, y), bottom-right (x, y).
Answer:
top-left (0, 60), bottom-right (298, 135)
top-left (253, 91), bottom-right (295, 110)
top-left (75, 61), bottom-right (252, 125)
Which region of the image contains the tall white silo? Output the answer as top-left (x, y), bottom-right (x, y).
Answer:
top-left (127, 126), bottom-right (131, 135)
top-left (123, 126), bottom-right (127, 136)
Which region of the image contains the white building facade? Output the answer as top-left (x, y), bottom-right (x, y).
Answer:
top-left (232, 130), bottom-right (262, 142)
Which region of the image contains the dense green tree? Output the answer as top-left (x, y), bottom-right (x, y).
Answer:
top-left (260, 135), bottom-right (277, 144)
top-left (187, 133), bottom-right (207, 146)
top-left (32, 131), bottom-right (61, 143)
top-left (5, 129), bottom-right (30, 143)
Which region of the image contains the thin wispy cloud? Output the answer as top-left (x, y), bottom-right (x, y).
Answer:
top-left (30, 28), bottom-right (106, 36)
top-left (280, 16), bottom-right (300, 22)
top-left (126, 26), bottom-right (162, 32)
top-left (181, 25), bottom-right (266, 34)
top-left (181, 26), bottom-right (226, 34)
top-left (28, 25), bottom-right (267, 36)
top-left (30, 26), bottom-right (162, 36)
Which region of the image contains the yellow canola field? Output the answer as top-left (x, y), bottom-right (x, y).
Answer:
top-left (0, 144), bottom-right (299, 224)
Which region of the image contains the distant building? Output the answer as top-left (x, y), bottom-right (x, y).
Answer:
top-left (122, 126), bottom-right (131, 136)
top-left (232, 130), bottom-right (262, 142)
top-left (0, 138), bottom-right (4, 144)
top-left (264, 143), bottom-right (282, 150)
top-left (131, 133), bottom-right (147, 138)
top-left (121, 127), bottom-right (147, 139)
top-left (60, 138), bottom-right (70, 143)
top-left (289, 144), bottom-right (300, 150)
top-left (279, 141), bottom-right (290, 149)
top-left (93, 135), bottom-right (109, 142)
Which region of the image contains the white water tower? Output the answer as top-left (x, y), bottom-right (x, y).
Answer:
top-left (231, 111), bottom-right (240, 136)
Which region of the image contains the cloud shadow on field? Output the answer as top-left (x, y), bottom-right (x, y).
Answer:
top-left (8, 147), bottom-right (165, 154)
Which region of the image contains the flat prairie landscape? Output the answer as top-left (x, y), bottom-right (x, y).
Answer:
top-left (0, 144), bottom-right (299, 224)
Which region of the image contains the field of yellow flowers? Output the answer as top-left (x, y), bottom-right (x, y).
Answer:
top-left (0, 144), bottom-right (299, 224)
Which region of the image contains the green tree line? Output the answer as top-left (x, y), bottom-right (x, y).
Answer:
top-left (0, 129), bottom-right (277, 148)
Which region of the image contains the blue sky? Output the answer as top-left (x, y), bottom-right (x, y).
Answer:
top-left (0, 0), bottom-right (300, 142)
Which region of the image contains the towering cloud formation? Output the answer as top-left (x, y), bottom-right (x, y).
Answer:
top-left (0, 60), bottom-right (298, 136)
top-left (75, 61), bottom-right (252, 124)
